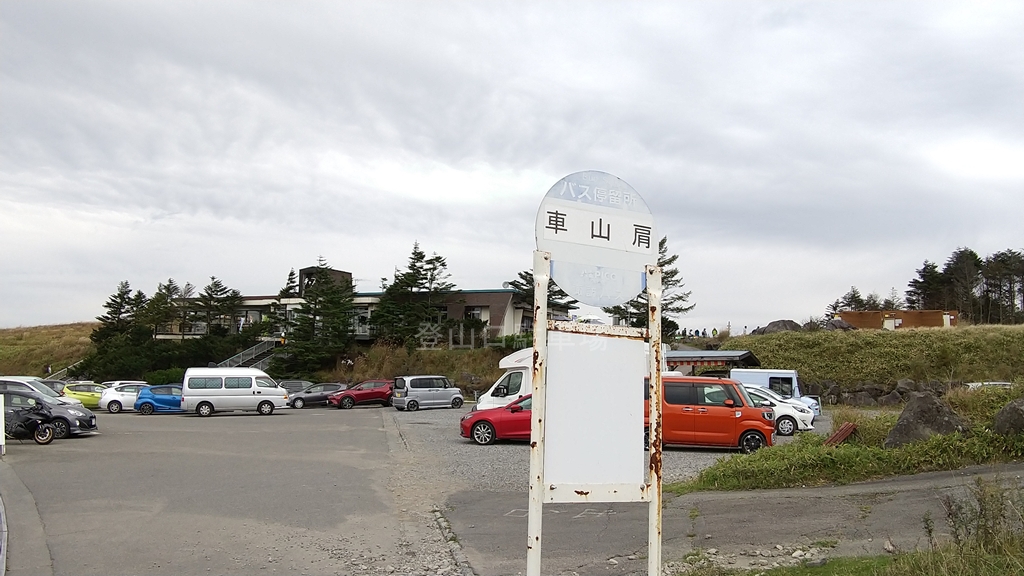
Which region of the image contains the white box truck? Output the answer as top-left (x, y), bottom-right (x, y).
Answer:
top-left (728, 368), bottom-right (821, 416)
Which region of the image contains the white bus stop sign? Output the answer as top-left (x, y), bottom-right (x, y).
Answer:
top-left (535, 171), bottom-right (657, 307)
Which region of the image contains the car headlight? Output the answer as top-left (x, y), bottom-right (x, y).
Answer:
top-left (762, 411), bottom-right (775, 421)
top-left (461, 413), bottom-right (472, 421)
top-left (795, 406), bottom-right (811, 414)
top-left (68, 409), bottom-right (85, 417)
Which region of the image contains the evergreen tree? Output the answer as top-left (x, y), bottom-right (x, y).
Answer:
top-left (601, 237), bottom-right (694, 337)
top-left (92, 281), bottom-right (138, 343)
top-left (371, 242), bottom-right (459, 346)
top-left (273, 258), bottom-right (355, 375)
top-left (905, 261), bottom-right (945, 310)
top-left (266, 268), bottom-right (299, 336)
top-left (507, 270), bottom-right (578, 312)
top-left (197, 277), bottom-right (243, 334)
top-left (942, 247), bottom-right (982, 322)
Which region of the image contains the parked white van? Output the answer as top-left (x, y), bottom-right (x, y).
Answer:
top-left (181, 367), bottom-right (289, 416)
top-left (474, 348), bottom-right (533, 411)
top-left (729, 368), bottom-right (821, 416)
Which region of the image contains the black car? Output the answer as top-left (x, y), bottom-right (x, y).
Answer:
top-left (278, 380), bottom-right (314, 395)
top-left (289, 383), bottom-right (346, 408)
top-left (2, 389), bottom-right (98, 439)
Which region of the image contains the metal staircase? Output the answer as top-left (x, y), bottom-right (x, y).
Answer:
top-left (217, 339), bottom-right (281, 371)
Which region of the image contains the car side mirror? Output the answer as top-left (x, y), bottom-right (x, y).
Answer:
top-left (509, 404), bottom-right (523, 413)
top-left (495, 385), bottom-right (507, 397)
top-left (760, 400), bottom-right (774, 407)
top-left (724, 399), bottom-right (735, 407)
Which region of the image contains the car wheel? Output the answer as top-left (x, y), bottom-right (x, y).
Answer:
top-left (257, 401), bottom-right (274, 415)
top-left (293, 398), bottom-right (305, 409)
top-left (406, 400), bottom-right (419, 412)
top-left (52, 417), bottom-right (71, 439)
top-left (107, 401), bottom-right (122, 414)
top-left (340, 397), bottom-right (355, 409)
top-left (740, 431), bottom-right (766, 453)
top-left (139, 403), bottom-right (155, 415)
top-left (383, 396), bottom-right (393, 407)
top-left (196, 402), bottom-right (214, 417)
top-left (451, 397), bottom-right (464, 409)
top-left (471, 421), bottom-right (496, 445)
top-left (776, 416), bottom-right (797, 436)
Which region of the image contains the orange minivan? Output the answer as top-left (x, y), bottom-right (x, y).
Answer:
top-left (646, 376), bottom-right (776, 452)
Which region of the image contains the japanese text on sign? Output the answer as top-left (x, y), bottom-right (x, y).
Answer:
top-left (540, 199), bottom-right (656, 255)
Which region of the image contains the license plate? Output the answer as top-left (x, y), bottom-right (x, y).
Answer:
top-left (90, 417), bottom-right (96, 426)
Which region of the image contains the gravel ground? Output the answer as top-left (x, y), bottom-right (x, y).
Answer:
top-left (388, 405), bottom-right (831, 491)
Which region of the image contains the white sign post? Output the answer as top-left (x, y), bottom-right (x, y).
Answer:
top-left (528, 171), bottom-right (663, 576)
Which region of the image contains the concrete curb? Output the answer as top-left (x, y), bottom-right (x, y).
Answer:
top-left (432, 507), bottom-right (476, 576)
top-left (1, 462), bottom-right (8, 576)
top-left (0, 459), bottom-right (53, 576)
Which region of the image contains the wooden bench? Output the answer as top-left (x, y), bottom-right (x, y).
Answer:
top-left (824, 422), bottom-right (858, 446)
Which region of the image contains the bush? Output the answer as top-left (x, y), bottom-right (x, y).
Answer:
top-left (143, 368), bottom-right (186, 385)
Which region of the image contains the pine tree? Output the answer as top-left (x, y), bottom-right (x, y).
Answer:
top-left (91, 281), bottom-right (136, 343)
top-left (906, 261), bottom-right (945, 310)
top-left (507, 270), bottom-right (578, 311)
top-left (601, 237), bottom-right (694, 337)
top-left (274, 258), bottom-right (355, 375)
top-left (371, 243), bottom-right (459, 346)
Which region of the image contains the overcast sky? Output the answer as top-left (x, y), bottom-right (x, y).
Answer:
top-left (2, 1), bottom-right (1023, 332)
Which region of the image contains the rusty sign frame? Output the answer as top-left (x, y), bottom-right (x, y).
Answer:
top-left (527, 250), bottom-right (663, 576)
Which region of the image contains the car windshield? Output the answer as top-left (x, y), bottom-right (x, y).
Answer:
top-left (750, 386), bottom-right (786, 403)
top-left (35, 394), bottom-right (59, 406)
top-left (29, 381), bottom-right (60, 398)
top-left (734, 385), bottom-right (757, 408)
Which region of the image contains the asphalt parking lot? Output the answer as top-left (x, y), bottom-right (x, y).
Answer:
top-left (0, 403), bottom-right (830, 576)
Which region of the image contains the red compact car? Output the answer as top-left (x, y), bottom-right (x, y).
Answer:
top-left (327, 379), bottom-right (394, 409)
top-left (460, 394), bottom-right (532, 445)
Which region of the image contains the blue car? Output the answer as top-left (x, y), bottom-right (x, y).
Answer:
top-left (134, 384), bottom-right (184, 415)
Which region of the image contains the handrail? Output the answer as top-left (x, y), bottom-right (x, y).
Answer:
top-left (218, 340), bottom-right (278, 368)
top-left (49, 360), bottom-right (82, 380)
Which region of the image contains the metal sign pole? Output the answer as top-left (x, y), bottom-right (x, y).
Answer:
top-left (526, 249), bottom-right (550, 576)
top-left (646, 265), bottom-right (663, 576)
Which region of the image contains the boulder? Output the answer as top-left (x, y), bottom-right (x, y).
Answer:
top-left (752, 320), bottom-right (802, 335)
top-left (884, 392), bottom-right (970, 448)
top-left (895, 378), bottom-right (918, 396)
top-left (855, 383), bottom-right (887, 399)
top-left (993, 399), bottom-right (1024, 436)
top-left (843, 391), bottom-right (877, 406)
top-left (803, 381), bottom-right (825, 396)
top-left (824, 384), bottom-right (842, 405)
top-left (877, 391), bottom-right (903, 406)
top-left (824, 318), bottom-right (856, 331)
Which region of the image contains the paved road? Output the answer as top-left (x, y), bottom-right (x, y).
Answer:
top-left (0, 406), bottom-right (454, 576)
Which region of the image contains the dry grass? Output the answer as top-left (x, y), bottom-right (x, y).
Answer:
top-left (0, 322), bottom-right (97, 376)
top-left (320, 344), bottom-right (509, 393)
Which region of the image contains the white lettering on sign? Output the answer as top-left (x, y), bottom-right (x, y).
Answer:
top-left (540, 199), bottom-right (656, 256)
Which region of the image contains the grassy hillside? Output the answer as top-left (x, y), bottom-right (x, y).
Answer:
top-left (721, 325), bottom-right (1024, 387)
top-left (0, 322), bottom-right (97, 377)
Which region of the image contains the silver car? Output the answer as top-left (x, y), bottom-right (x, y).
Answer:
top-left (392, 375), bottom-right (464, 411)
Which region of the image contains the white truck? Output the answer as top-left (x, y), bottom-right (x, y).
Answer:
top-left (728, 368), bottom-right (821, 416)
top-left (474, 348), bottom-right (533, 411)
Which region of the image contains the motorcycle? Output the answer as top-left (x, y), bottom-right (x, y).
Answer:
top-left (4, 402), bottom-right (57, 445)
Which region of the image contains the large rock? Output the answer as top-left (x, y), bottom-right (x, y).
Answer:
top-left (843, 391), bottom-right (878, 406)
top-left (752, 320), bottom-right (803, 335)
top-left (877, 391), bottom-right (903, 406)
top-left (855, 383), bottom-right (887, 399)
top-left (993, 399), bottom-right (1024, 436)
top-left (884, 392), bottom-right (970, 448)
top-left (895, 378), bottom-right (918, 396)
top-left (824, 318), bottom-right (857, 331)
top-left (824, 384), bottom-right (842, 405)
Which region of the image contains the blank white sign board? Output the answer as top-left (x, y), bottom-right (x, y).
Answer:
top-left (542, 332), bottom-right (647, 502)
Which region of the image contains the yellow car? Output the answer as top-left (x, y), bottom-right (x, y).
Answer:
top-left (63, 382), bottom-right (106, 409)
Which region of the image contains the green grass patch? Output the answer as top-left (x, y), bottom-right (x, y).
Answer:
top-left (721, 325), bottom-right (1024, 388)
top-left (672, 555), bottom-right (892, 576)
top-left (667, 430), bottom-right (1024, 494)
